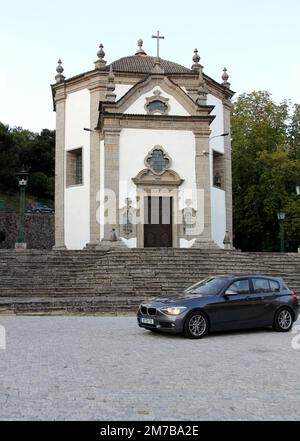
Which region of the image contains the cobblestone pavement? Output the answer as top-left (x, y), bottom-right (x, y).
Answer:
top-left (0, 315), bottom-right (300, 421)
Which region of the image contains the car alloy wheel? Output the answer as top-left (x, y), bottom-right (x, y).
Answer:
top-left (184, 311), bottom-right (208, 339)
top-left (274, 308), bottom-right (293, 332)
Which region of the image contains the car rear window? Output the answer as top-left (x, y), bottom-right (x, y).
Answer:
top-left (269, 279), bottom-right (280, 292)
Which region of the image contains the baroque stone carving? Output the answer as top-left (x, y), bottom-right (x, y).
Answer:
top-left (132, 168), bottom-right (184, 187)
top-left (144, 90), bottom-right (170, 115)
top-left (119, 198), bottom-right (136, 239)
top-left (144, 146), bottom-right (171, 175)
top-left (182, 199), bottom-right (197, 237)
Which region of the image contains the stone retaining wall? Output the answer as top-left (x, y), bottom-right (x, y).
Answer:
top-left (0, 211), bottom-right (54, 249)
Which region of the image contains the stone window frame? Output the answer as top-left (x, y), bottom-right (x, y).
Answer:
top-left (144, 145), bottom-right (172, 176)
top-left (144, 89), bottom-right (170, 115)
top-left (212, 149), bottom-right (225, 191)
top-left (66, 147), bottom-right (84, 187)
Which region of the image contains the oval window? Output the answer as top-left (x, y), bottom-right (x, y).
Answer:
top-left (146, 100), bottom-right (168, 114)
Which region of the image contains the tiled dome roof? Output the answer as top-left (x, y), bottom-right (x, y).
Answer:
top-left (106, 56), bottom-right (192, 74)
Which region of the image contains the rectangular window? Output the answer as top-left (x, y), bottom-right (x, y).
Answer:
top-left (66, 148), bottom-right (83, 186)
top-left (252, 278), bottom-right (270, 293)
top-left (213, 150), bottom-right (225, 190)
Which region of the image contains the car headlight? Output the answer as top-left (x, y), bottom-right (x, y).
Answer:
top-left (160, 306), bottom-right (187, 316)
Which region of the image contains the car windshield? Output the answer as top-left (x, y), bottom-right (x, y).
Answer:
top-left (184, 277), bottom-right (229, 295)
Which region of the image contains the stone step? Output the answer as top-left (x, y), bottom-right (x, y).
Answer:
top-left (0, 249), bottom-right (299, 313)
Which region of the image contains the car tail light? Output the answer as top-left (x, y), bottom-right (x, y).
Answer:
top-left (291, 292), bottom-right (298, 301)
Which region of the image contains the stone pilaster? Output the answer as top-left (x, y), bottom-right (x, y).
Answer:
top-left (53, 87), bottom-right (66, 249)
top-left (87, 80), bottom-right (106, 247)
top-left (224, 102), bottom-right (233, 246)
top-left (102, 128), bottom-right (124, 244)
top-left (192, 131), bottom-right (219, 249)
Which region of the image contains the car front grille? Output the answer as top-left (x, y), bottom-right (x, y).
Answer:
top-left (140, 306), bottom-right (157, 316)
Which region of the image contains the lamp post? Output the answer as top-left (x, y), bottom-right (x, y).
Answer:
top-left (15, 168), bottom-right (29, 250)
top-left (277, 211), bottom-right (286, 253)
top-left (209, 132), bottom-right (229, 141)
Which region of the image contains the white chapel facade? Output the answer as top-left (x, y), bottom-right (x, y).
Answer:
top-left (51, 37), bottom-right (234, 250)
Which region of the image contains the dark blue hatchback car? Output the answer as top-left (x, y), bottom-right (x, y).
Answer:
top-left (137, 275), bottom-right (299, 339)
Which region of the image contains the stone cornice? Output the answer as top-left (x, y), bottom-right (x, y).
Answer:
top-left (52, 67), bottom-right (234, 96)
top-left (132, 168), bottom-right (184, 187)
top-left (50, 67), bottom-right (235, 112)
top-left (97, 112), bottom-right (215, 132)
top-left (99, 75), bottom-right (205, 116)
top-left (51, 83), bottom-right (67, 111)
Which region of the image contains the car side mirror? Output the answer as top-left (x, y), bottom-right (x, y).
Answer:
top-left (224, 289), bottom-right (237, 297)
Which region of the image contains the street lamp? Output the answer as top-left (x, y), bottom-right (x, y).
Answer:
top-left (210, 132), bottom-right (229, 141)
top-left (277, 211), bottom-right (286, 253)
top-left (15, 168), bottom-right (29, 249)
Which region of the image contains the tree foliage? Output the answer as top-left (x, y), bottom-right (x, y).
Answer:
top-left (0, 123), bottom-right (55, 199)
top-left (232, 91), bottom-right (300, 252)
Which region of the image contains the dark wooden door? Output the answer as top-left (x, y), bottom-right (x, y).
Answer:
top-left (144, 197), bottom-right (172, 247)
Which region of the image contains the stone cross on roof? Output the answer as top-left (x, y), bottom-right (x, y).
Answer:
top-left (152, 30), bottom-right (165, 58)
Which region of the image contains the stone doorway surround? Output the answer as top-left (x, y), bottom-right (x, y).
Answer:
top-left (132, 168), bottom-right (184, 247)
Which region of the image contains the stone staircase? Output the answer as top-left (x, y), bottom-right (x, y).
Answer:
top-left (0, 249), bottom-right (299, 314)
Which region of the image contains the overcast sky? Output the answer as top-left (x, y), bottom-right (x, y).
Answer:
top-left (0, 0), bottom-right (299, 132)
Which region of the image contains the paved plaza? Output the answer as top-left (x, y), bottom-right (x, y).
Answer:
top-left (0, 315), bottom-right (299, 421)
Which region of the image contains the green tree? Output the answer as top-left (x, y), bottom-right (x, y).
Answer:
top-left (288, 103), bottom-right (300, 160)
top-left (232, 91), bottom-right (300, 251)
top-left (0, 123), bottom-right (20, 190)
top-left (0, 122), bottom-right (55, 201)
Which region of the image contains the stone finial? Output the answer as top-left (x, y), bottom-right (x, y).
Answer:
top-left (135, 38), bottom-right (147, 56)
top-left (94, 43), bottom-right (106, 69)
top-left (151, 57), bottom-right (165, 74)
top-left (55, 59), bottom-right (65, 83)
top-left (110, 228), bottom-right (118, 241)
top-left (222, 67), bottom-right (230, 88)
top-left (191, 48), bottom-right (201, 71)
top-left (196, 63), bottom-right (207, 105)
top-left (223, 230), bottom-right (232, 250)
top-left (105, 65), bottom-right (116, 102)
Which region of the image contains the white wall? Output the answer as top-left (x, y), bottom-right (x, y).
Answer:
top-left (125, 86), bottom-right (190, 116)
top-left (207, 94), bottom-right (225, 154)
top-left (211, 186), bottom-right (226, 248)
top-left (115, 84), bottom-right (132, 101)
top-left (119, 128), bottom-right (196, 209)
top-left (119, 128), bottom-right (197, 248)
top-left (64, 89), bottom-right (90, 249)
top-left (207, 94), bottom-right (226, 248)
